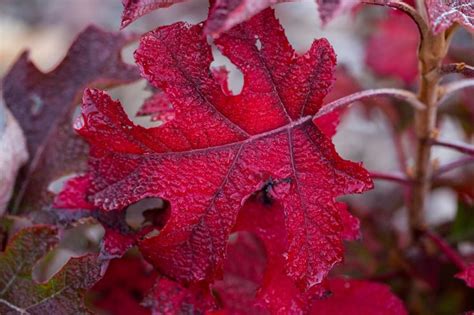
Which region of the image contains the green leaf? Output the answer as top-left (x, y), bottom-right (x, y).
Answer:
top-left (0, 225), bottom-right (103, 314)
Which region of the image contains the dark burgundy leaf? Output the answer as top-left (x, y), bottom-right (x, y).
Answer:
top-left (2, 26), bottom-right (140, 212)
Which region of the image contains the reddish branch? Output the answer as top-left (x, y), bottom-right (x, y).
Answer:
top-left (433, 156), bottom-right (474, 178)
top-left (424, 230), bottom-right (466, 270)
top-left (432, 139), bottom-right (474, 156)
top-left (440, 63), bottom-right (474, 77)
top-left (315, 89), bottom-right (424, 119)
top-left (370, 171), bottom-right (413, 185)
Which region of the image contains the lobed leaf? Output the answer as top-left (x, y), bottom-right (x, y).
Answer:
top-left (2, 26), bottom-right (140, 212)
top-left (77, 9), bottom-right (372, 288)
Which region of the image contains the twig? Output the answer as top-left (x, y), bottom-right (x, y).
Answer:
top-left (440, 63), bottom-right (474, 78)
top-left (370, 171), bottom-right (413, 185)
top-left (431, 139), bottom-right (474, 156)
top-left (433, 156), bottom-right (474, 178)
top-left (424, 230), bottom-right (466, 270)
top-left (315, 89), bottom-right (424, 119)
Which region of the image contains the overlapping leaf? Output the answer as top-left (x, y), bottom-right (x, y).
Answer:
top-left (310, 278), bottom-right (408, 315)
top-left (456, 265), bottom-right (474, 288)
top-left (0, 226), bottom-right (103, 314)
top-left (77, 9), bottom-right (371, 288)
top-left (121, 0), bottom-right (186, 28)
top-left (52, 175), bottom-right (154, 260)
top-left (2, 26), bottom-right (140, 212)
top-left (424, 0), bottom-right (474, 34)
top-left (143, 279), bottom-right (215, 314)
top-left (91, 256), bottom-right (157, 315)
top-left (121, 0), bottom-right (360, 35)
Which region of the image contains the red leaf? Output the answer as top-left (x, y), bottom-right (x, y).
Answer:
top-left (136, 90), bottom-right (175, 123)
top-left (310, 278), bottom-right (408, 315)
top-left (52, 175), bottom-right (155, 259)
top-left (424, 0), bottom-right (474, 34)
top-left (365, 11), bottom-right (419, 84)
top-left (143, 279), bottom-right (216, 314)
top-left (223, 197), bottom-right (312, 313)
top-left (92, 256), bottom-right (157, 315)
top-left (77, 9), bottom-right (371, 287)
top-left (214, 195), bottom-right (359, 313)
top-left (121, 0), bottom-right (185, 28)
top-left (2, 26), bottom-right (139, 211)
top-left (456, 265), bottom-right (474, 288)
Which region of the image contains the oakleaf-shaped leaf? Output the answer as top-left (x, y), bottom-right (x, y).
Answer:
top-left (0, 226), bottom-right (103, 314)
top-left (424, 0), bottom-right (474, 34)
top-left (77, 9), bottom-right (372, 288)
top-left (2, 26), bottom-right (140, 212)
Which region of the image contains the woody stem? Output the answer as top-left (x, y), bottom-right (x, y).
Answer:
top-left (409, 26), bottom-right (452, 240)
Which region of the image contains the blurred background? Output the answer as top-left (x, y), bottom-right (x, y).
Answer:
top-left (1, 1), bottom-right (473, 314)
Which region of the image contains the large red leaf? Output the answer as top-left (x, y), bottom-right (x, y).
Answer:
top-left (2, 26), bottom-right (139, 212)
top-left (424, 0), bottom-right (474, 34)
top-left (77, 9), bottom-right (371, 288)
top-left (310, 278), bottom-right (408, 315)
